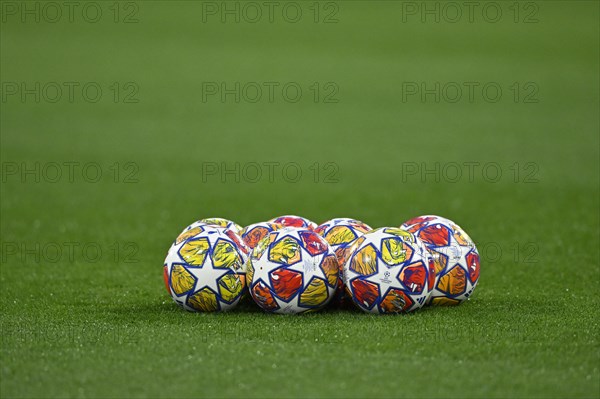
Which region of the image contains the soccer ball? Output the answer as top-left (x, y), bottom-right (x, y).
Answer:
top-left (269, 215), bottom-right (317, 230)
top-left (401, 215), bottom-right (480, 305)
top-left (163, 225), bottom-right (249, 312)
top-left (171, 217), bottom-right (243, 248)
top-left (343, 227), bottom-right (435, 313)
top-left (198, 217), bottom-right (243, 235)
top-left (316, 218), bottom-right (372, 259)
top-left (315, 218), bottom-right (372, 305)
top-left (239, 222), bottom-right (282, 249)
top-left (246, 227), bottom-right (338, 314)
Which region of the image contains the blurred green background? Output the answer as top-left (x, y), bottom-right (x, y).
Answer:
top-left (1, 1), bottom-right (598, 398)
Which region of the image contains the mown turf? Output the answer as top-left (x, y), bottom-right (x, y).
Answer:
top-left (1, 1), bottom-right (599, 398)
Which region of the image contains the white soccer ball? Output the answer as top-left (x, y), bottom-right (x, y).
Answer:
top-left (163, 226), bottom-right (249, 312)
top-left (246, 227), bottom-right (338, 314)
top-left (343, 227), bottom-right (435, 313)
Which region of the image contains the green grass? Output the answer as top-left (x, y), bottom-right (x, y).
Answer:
top-left (1, 1), bottom-right (599, 398)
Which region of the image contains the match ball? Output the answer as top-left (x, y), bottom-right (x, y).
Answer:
top-left (246, 227), bottom-right (338, 314)
top-left (316, 218), bottom-right (373, 259)
top-left (171, 217), bottom-right (243, 248)
top-left (269, 215), bottom-right (317, 230)
top-left (239, 222), bottom-right (282, 249)
top-left (343, 227), bottom-right (435, 313)
top-left (401, 215), bottom-right (480, 305)
top-left (315, 218), bottom-right (372, 304)
top-left (198, 217), bottom-right (243, 235)
top-left (163, 225), bottom-right (249, 312)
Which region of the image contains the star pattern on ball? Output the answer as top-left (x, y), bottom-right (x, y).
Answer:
top-left (287, 249), bottom-right (329, 289)
top-left (431, 234), bottom-right (474, 271)
top-left (365, 263), bottom-right (402, 298)
top-left (344, 262), bottom-right (360, 286)
top-left (187, 260), bottom-right (231, 295)
top-left (251, 257), bottom-right (285, 287)
top-left (273, 296), bottom-right (297, 314)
